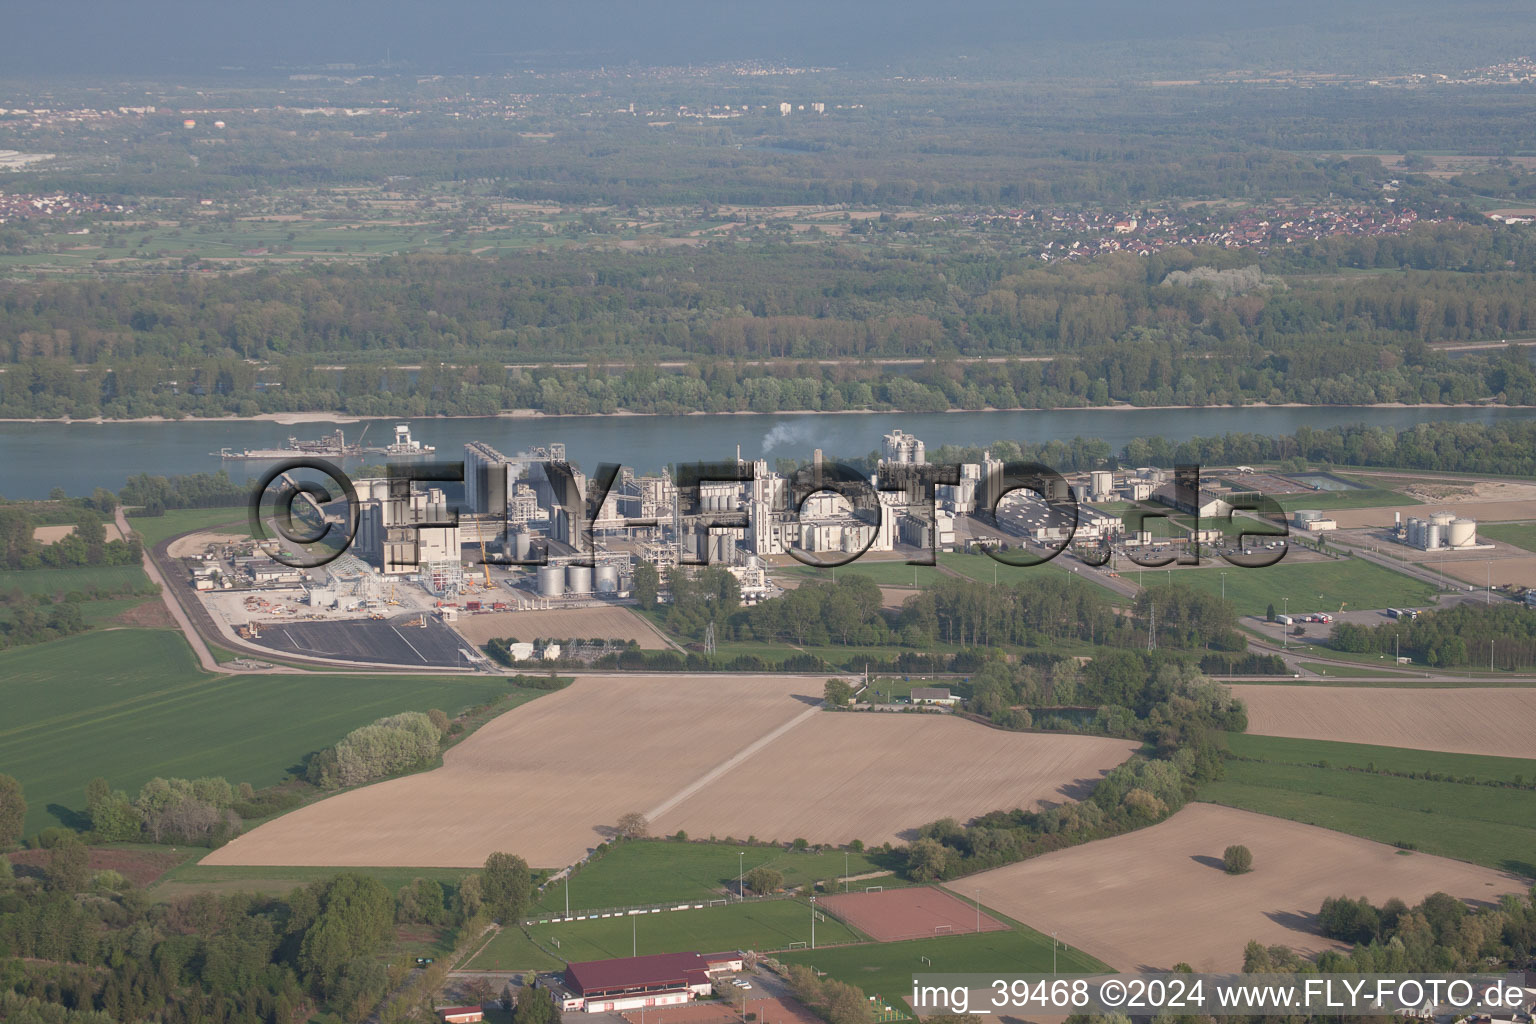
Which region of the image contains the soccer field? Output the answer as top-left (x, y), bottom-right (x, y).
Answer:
top-left (0, 628), bottom-right (533, 834)
top-left (534, 840), bottom-right (899, 915)
top-left (471, 899), bottom-right (860, 969)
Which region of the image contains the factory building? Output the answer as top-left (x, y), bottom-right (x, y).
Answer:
top-left (356, 482), bottom-right (462, 575)
top-left (881, 428), bottom-right (926, 465)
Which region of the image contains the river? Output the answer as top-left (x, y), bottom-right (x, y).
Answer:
top-left (2, 405), bottom-right (1532, 499)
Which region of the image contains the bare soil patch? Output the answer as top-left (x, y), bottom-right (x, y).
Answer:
top-left (1229, 685), bottom-right (1536, 758)
top-left (960, 803), bottom-right (1527, 972)
top-left (32, 523), bottom-right (125, 544)
top-left (109, 598), bottom-right (177, 628)
top-left (1433, 553), bottom-right (1536, 588)
top-left (1332, 499), bottom-right (1536, 529)
top-left (818, 886), bottom-right (1007, 942)
top-left (651, 715), bottom-right (1138, 849)
top-left (450, 606), bottom-right (671, 649)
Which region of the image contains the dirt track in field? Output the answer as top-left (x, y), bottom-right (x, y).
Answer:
top-left (652, 715), bottom-right (1138, 848)
top-left (204, 687), bottom-right (1134, 869)
top-left (449, 606), bottom-right (672, 649)
top-left (818, 886), bottom-right (1008, 942)
top-left (1228, 684), bottom-right (1536, 758)
top-left (204, 674), bottom-right (824, 868)
top-left (960, 803), bottom-right (1527, 972)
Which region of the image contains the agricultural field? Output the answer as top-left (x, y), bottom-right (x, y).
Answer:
top-left (0, 564), bottom-right (150, 596)
top-left (533, 840), bottom-right (900, 915)
top-left (206, 677), bottom-right (1134, 869)
top-left (651, 714), bottom-right (1138, 850)
top-left (1228, 683), bottom-right (1536, 757)
top-left (778, 922), bottom-right (1105, 1003)
top-left (1203, 734), bottom-right (1536, 874)
top-left (962, 803), bottom-right (1528, 972)
top-left (476, 899), bottom-right (860, 969)
top-left (1433, 552), bottom-right (1536, 589)
top-left (150, 863), bottom-right (476, 902)
top-left (124, 506), bottom-right (249, 549)
top-left (0, 628), bottom-right (525, 834)
top-left (1331, 501), bottom-right (1536, 530)
top-left (451, 605), bottom-right (672, 649)
top-left (1162, 559), bottom-right (1439, 619)
top-left (1478, 522), bottom-right (1536, 552)
top-left (204, 673), bottom-right (828, 869)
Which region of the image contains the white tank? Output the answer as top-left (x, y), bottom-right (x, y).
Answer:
top-left (1425, 522), bottom-right (1443, 549)
top-left (537, 565), bottom-right (565, 597)
top-left (566, 564), bottom-right (592, 595)
top-left (595, 565), bottom-right (619, 593)
top-left (1090, 471), bottom-right (1113, 496)
top-left (514, 529), bottom-right (532, 561)
top-left (1448, 518), bottom-right (1476, 548)
top-left (1431, 511), bottom-right (1456, 527)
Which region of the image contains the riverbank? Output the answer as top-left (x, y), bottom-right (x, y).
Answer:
top-left (0, 400), bottom-right (1524, 426)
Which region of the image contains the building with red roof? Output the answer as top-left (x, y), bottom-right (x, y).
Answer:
top-left (552, 951), bottom-right (744, 1013)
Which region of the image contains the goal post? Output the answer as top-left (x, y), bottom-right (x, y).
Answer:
top-left (787, 941), bottom-right (808, 950)
top-left (708, 899), bottom-right (728, 907)
top-left (933, 924), bottom-right (953, 935)
top-left (864, 885), bottom-right (883, 892)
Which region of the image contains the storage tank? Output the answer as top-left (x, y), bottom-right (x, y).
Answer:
top-left (1294, 509), bottom-right (1323, 526)
top-left (513, 529), bottom-right (532, 561)
top-left (1425, 522), bottom-right (1443, 550)
top-left (1090, 471), bottom-right (1114, 497)
top-left (1448, 518), bottom-right (1477, 548)
top-left (1431, 511), bottom-right (1456, 528)
top-left (537, 565), bottom-right (565, 597)
top-left (566, 564), bottom-right (592, 595)
top-left (595, 565), bottom-right (619, 594)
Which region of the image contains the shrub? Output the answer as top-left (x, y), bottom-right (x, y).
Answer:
top-left (1223, 844), bottom-right (1253, 874)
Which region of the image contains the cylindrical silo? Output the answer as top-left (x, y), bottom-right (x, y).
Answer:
top-left (537, 565), bottom-right (565, 597)
top-left (595, 565), bottom-right (619, 594)
top-left (1431, 511), bottom-right (1456, 528)
top-left (1090, 471), bottom-right (1113, 497)
top-left (514, 529), bottom-right (532, 561)
top-left (1448, 518), bottom-right (1476, 548)
top-left (566, 564), bottom-right (592, 595)
top-left (1425, 522), bottom-right (1442, 550)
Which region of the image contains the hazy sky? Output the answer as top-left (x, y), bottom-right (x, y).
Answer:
top-left (3, 1), bottom-right (1533, 76)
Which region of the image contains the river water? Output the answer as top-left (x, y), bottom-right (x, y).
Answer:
top-left (2, 405), bottom-right (1532, 499)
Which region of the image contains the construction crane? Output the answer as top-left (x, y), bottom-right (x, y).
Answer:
top-left (477, 533), bottom-right (493, 590)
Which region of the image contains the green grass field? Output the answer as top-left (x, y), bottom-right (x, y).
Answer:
top-left (778, 923), bottom-right (1106, 1000)
top-left (1479, 522), bottom-right (1536, 553)
top-left (472, 899), bottom-right (860, 969)
top-left (0, 628), bottom-right (538, 834)
top-left (536, 841), bottom-right (900, 915)
top-left (1201, 734), bottom-right (1536, 875)
top-left (124, 506), bottom-right (251, 548)
top-left (0, 564), bottom-right (151, 596)
top-left (1162, 558), bottom-right (1438, 618)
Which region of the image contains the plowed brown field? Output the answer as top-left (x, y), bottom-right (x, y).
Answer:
top-left (204, 685), bottom-right (1135, 869)
top-left (450, 606), bottom-right (672, 648)
top-left (959, 804), bottom-right (1527, 972)
top-left (652, 714), bottom-right (1137, 848)
top-left (1229, 684), bottom-right (1536, 758)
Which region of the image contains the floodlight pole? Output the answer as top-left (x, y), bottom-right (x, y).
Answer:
top-left (1220, 571), bottom-right (1227, 601)
top-left (565, 875), bottom-right (570, 918)
top-left (844, 851), bottom-right (849, 893)
top-left (1052, 931), bottom-right (1058, 974)
top-left (739, 851), bottom-right (745, 900)
top-left (974, 891), bottom-right (980, 933)
top-left (810, 896), bottom-right (816, 950)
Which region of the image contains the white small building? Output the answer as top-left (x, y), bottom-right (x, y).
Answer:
top-left (911, 686), bottom-right (959, 706)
